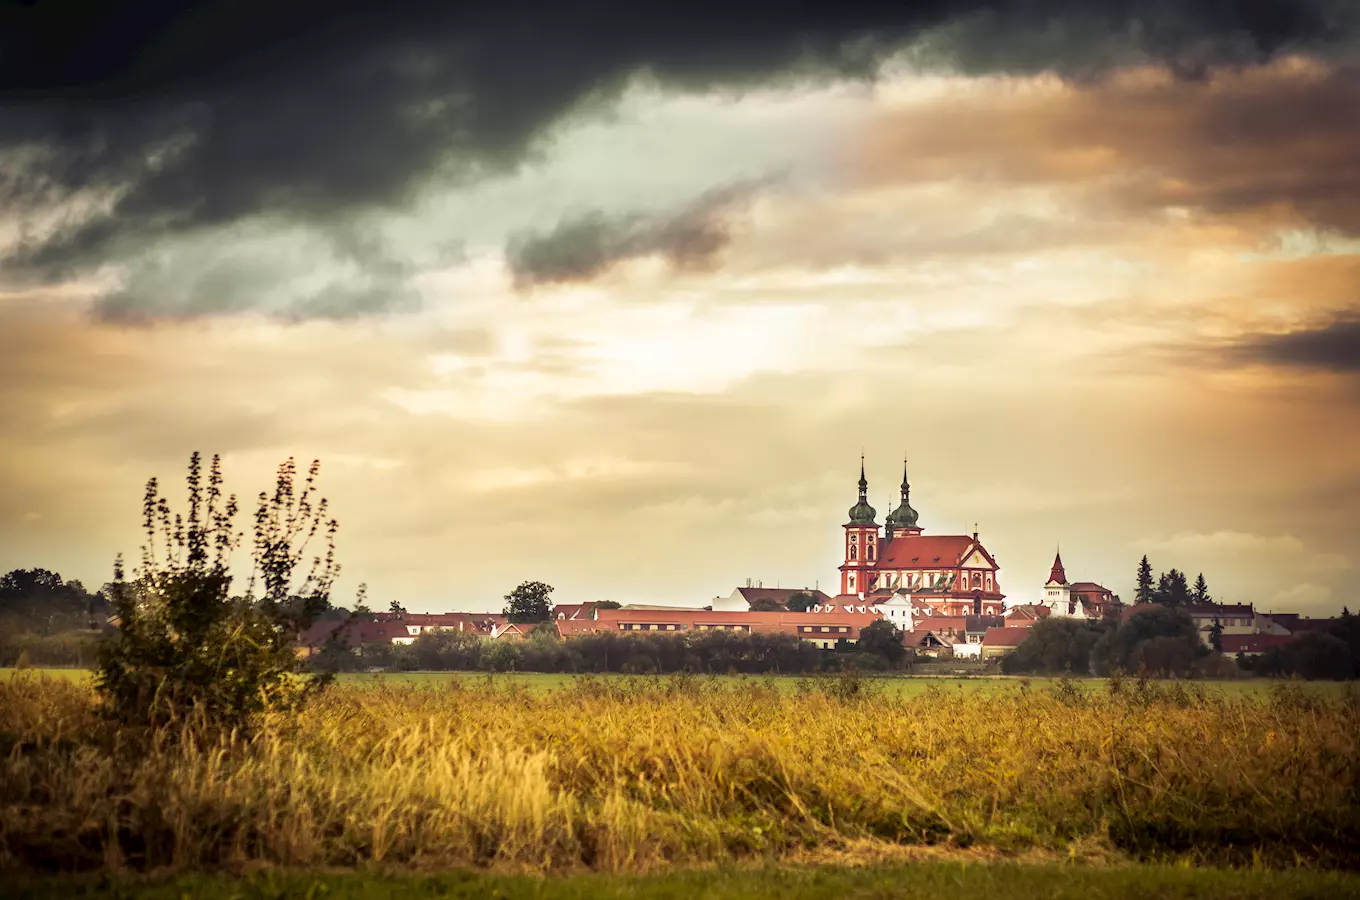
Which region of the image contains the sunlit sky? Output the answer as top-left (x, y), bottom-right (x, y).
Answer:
top-left (2, 4), bottom-right (1357, 613)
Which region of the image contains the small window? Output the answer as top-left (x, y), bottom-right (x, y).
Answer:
top-left (821, 626), bottom-right (829, 633)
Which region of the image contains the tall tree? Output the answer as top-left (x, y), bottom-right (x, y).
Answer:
top-left (504, 580), bottom-right (554, 624)
top-left (1192, 573), bottom-right (1211, 604)
top-left (786, 591), bottom-right (818, 613)
top-left (1209, 617), bottom-right (1224, 652)
top-left (1155, 569), bottom-right (1192, 607)
top-left (388, 599), bottom-right (406, 615)
top-left (856, 619), bottom-right (906, 667)
top-left (1135, 555), bottom-right (1155, 605)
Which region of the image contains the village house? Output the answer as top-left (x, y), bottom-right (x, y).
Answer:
top-left (1042, 551), bottom-right (1121, 620)
top-left (980, 627), bottom-right (1032, 659)
top-left (1184, 602), bottom-right (1258, 647)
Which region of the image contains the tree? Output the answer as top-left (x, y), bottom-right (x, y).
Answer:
top-left (388, 599), bottom-right (406, 615)
top-left (595, 600), bottom-right (622, 610)
top-left (1209, 617), bottom-right (1224, 652)
top-left (1001, 618), bottom-right (1106, 675)
top-left (856, 619), bottom-right (906, 667)
top-left (786, 591), bottom-right (818, 613)
top-left (1154, 569), bottom-right (1191, 607)
top-left (748, 597), bottom-right (784, 612)
top-left (1091, 604), bottom-right (1201, 676)
top-left (1192, 573), bottom-right (1211, 604)
top-left (1135, 555), bottom-right (1155, 605)
top-left (0, 568), bottom-right (103, 635)
top-left (504, 580), bottom-right (554, 624)
top-left (96, 453), bottom-right (339, 732)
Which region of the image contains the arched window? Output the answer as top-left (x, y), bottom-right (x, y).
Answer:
top-left (849, 545), bottom-right (857, 560)
top-left (867, 544), bottom-right (875, 561)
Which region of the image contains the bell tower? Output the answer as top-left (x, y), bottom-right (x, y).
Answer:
top-left (839, 457), bottom-right (879, 597)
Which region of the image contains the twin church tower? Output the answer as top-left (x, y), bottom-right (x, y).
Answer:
top-left (836, 458), bottom-right (1005, 618)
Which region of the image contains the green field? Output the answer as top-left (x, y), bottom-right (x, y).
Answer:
top-left (2, 666), bottom-right (1346, 698)
top-left (11, 862), bottom-right (1360, 900)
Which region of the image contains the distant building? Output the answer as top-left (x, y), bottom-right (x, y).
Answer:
top-left (557, 605), bottom-right (886, 650)
top-left (1184, 603), bottom-right (1257, 647)
top-left (981, 627), bottom-right (1032, 658)
top-left (836, 459), bottom-right (1006, 618)
top-left (1042, 551), bottom-right (1120, 620)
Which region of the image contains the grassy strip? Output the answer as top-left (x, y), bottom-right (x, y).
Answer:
top-left (9, 863), bottom-right (1360, 900)
top-left (3, 675), bottom-right (1359, 872)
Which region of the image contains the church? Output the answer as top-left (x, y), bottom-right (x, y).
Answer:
top-left (836, 459), bottom-right (1006, 619)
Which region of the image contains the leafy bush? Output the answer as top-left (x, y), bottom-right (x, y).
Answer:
top-left (1091, 605), bottom-right (1203, 676)
top-left (96, 453), bottom-right (339, 733)
top-left (1001, 618), bottom-right (1107, 675)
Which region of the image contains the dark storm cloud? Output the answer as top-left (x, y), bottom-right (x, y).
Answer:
top-left (1231, 314), bottom-right (1360, 372)
top-left (2, 0), bottom-right (1357, 287)
top-left (505, 181), bottom-right (764, 288)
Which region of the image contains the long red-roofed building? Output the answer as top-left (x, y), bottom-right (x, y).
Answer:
top-left (556, 606), bottom-right (886, 649)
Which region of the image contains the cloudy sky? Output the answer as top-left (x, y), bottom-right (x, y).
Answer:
top-left (2, 1), bottom-right (1358, 614)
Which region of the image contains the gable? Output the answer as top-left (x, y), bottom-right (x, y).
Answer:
top-left (960, 549), bottom-right (995, 570)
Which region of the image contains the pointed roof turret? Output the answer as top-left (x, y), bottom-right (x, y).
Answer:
top-left (846, 455), bottom-right (877, 525)
top-left (886, 456), bottom-right (920, 532)
top-left (1047, 549), bottom-right (1068, 585)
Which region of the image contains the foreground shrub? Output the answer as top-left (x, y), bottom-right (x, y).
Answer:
top-left (1, 675), bottom-right (1357, 874)
top-left (96, 453), bottom-right (339, 733)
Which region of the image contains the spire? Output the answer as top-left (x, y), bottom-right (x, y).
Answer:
top-left (886, 453), bottom-right (920, 533)
top-left (1048, 549), bottom-right (1067, 585)
top-left (846, 456), bottom-right (876, 525)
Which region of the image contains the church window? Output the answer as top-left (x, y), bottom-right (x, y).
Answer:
top-left (850, 545), bottom-right (858, 560)
top-left (867, 544), bottom-right (875, 561)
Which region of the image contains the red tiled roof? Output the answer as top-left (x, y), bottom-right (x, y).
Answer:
top-left (1004, 604), bottom-right (1050, 622)
top-left (876, 535), bottom-right (980, 569)
top-left (299, 617), bottom-right (409, 647)
top-left (1069, 582), bottom-right (1113, 595)
top-left (737, 587), bottom-right (833, 606)
top-left (1262, 614), bottom-right (1331, 633)
top-left (984, 627), bottom-right (1032, 648)
top-left (903, 629), bottom-right (957, 647)
top-left (560, 608), bottom-right (884, 640)
top-left (1220, 633), bottom-right (1296, 654)
top-left (1186, 603), bottom-right (1254, 617)
top-left (1121, 603), bottom-right (1165, 622)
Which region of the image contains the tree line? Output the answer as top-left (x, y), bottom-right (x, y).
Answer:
top-left (313, 614), bottom-right (912, 676)
top-left (1134, 555), bottom-right (1212, 608)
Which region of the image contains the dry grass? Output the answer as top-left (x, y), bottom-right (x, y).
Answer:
top-left (2, 673), bottom-right (1358, 874)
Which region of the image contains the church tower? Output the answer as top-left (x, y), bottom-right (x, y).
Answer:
top-left (839, 458), bottom-right (879, 597)
top-left (1044, 550), bottom-right (1074, 617)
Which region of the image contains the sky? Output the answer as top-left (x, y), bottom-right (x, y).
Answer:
top-left (2, 1), bottom-right (1358, 614)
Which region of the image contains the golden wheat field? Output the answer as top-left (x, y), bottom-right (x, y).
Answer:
top-left (2, 671), bottom-right (1358, 876)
